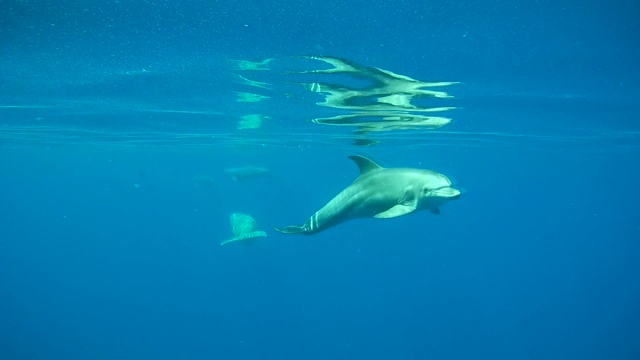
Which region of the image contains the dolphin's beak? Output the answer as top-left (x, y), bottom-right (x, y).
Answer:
top-left (450, 189), bottom-right (461, 199)
top-left (434, 187), bottom-right (461, 199)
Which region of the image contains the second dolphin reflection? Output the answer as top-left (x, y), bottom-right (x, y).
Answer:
top-left (275, 155), bottom-right (461, 235)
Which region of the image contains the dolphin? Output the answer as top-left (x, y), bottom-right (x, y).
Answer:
top-left (275, 155), bottom-right (461, 235)
top-left (224, 166), bottom-right (271, 183)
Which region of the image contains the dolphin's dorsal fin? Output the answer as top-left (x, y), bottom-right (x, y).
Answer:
top-left (348, 155), bottom-right (383, 176)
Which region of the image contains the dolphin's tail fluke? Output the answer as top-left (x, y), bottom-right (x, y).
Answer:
top-left (274, 225), bottom-right (307, 235)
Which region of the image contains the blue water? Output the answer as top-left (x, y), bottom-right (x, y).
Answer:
top-left (1, 1), bottom-right (639, 359)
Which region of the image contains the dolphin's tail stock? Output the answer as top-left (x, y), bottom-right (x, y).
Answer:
top-left (274, 224), bottom-right (307, 235)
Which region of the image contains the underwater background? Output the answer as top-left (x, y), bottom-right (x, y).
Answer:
top-left (1, 0), bottom-right (639, 359)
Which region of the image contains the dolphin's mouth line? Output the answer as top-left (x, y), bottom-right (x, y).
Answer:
top-left (431, 185), bottom-right (461, 199)
top-left (432, 185), bottom-right (456, 191)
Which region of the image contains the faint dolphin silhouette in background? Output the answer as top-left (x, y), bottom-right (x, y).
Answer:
top-left (224, 166), bottom-right (272, 183)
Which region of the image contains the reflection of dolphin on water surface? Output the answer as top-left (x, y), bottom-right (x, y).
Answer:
top-left (224, 166), bottom-right (272, 183)
top-left (297, 55), bottom-right (458, 112)
top-left (312, 112), bottom-right (452, 134)
top-left (275, 155), bottom-right (461, 235)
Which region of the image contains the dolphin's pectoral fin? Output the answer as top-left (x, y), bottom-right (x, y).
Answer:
top-left (274, 225), bottom-right (306, 235)
top-left (374, 204), bottom-right (417, 219)
top-left (431, 208), bottom-right (441, 215)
